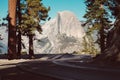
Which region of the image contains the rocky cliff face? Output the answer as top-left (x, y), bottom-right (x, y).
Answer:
top-left (0, 26), bottom-right (8, 54)
top-left (32, 11), bottom-right (85, 53)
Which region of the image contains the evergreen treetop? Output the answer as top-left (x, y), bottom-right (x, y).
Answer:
top-left (20, 0), bottom-right (50, 36)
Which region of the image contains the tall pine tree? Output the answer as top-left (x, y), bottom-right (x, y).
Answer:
top-left (84, 0), bottom-right (112, 53)
top-left (20, 0), bottom-right (50, 58)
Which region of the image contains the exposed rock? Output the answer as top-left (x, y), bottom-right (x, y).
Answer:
top-left (0, 26), bottom-right (8, 54)
top-left (32, 11), bottom-right (85, 53)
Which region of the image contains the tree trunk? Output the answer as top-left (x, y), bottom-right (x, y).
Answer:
top-left (93, 19), bottom-right (120, 63)
top-left (8, 0), bottom-right (17, 59)
top-left (99, 4), bottom-right (106, 53)
top-left (100, 23), bottom-right (106, 53)
top-left (29, 35), bottom-right (34, 58)
top-left (17, 0), bottom-right (22, 58)
top-left (17, 31), bottom-right (22, 58)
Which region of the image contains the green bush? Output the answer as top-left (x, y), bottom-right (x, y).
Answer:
top-left (81, 33), bottom-right (99, 55)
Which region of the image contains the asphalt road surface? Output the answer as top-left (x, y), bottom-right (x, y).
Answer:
top-left (0, 64), bottom-right (61, 80)
top-left (0, 53), bottom-right (120, 80)
top-left (18, 61), bottom-right (120, 80)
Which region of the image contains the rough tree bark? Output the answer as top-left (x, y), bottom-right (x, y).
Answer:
top-left (8, 0), bottom-right (17, 59)
top-left (29, 35), bottom-right (34, 58)
top-left (17, 0), bottom-right (22, 58)
top-left (100, 22), bottom-right (106, 53)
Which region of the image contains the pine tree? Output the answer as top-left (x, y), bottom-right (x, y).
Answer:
top-left (8, 0), bottom-right (17, 59)
top-left (84, 0), bottom-right (112, 53)
top-left (20, 0), bottom-right (50, 58)
top-left (94, 0), bottom-right (120, 62)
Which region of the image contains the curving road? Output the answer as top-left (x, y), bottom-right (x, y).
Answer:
top-left (17, 60), bottom-right (120, 80)
top-left (0, 63), bottom-right (61, 80)
top-left (0, 53), bottom-right (120, 80)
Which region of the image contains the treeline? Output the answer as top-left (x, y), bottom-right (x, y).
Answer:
top-left (7, 0), bottom-right (50, 59)
top-left (84, 0), bottom-right (120, 63)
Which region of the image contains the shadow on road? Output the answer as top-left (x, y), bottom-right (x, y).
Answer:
top-left (0, 63), bottom-right (61, 80)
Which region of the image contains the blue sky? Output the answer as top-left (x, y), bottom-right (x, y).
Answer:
top-left (42, 0), bottom-right (86, 20)
top-left (0, 0), bottom-right (8, 22)
top-left (0, 0), bottom-right (86, 22)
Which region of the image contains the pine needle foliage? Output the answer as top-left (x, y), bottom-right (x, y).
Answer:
top-left (84, 0), bottom-right (112, 53)
top-left (20, 0), bottom-right (50, 36)
top-left (81, 30), bottom-right (99, 55)
top-left (19, 0), bottom-right (50, 57)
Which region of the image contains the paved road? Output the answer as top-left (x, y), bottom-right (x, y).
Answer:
top-left (0, 63), bottom-right (61, 80)
top-left (0, 53), bottom-right (120, 80)
top-left (18, 60), bottom-right (120, 80)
